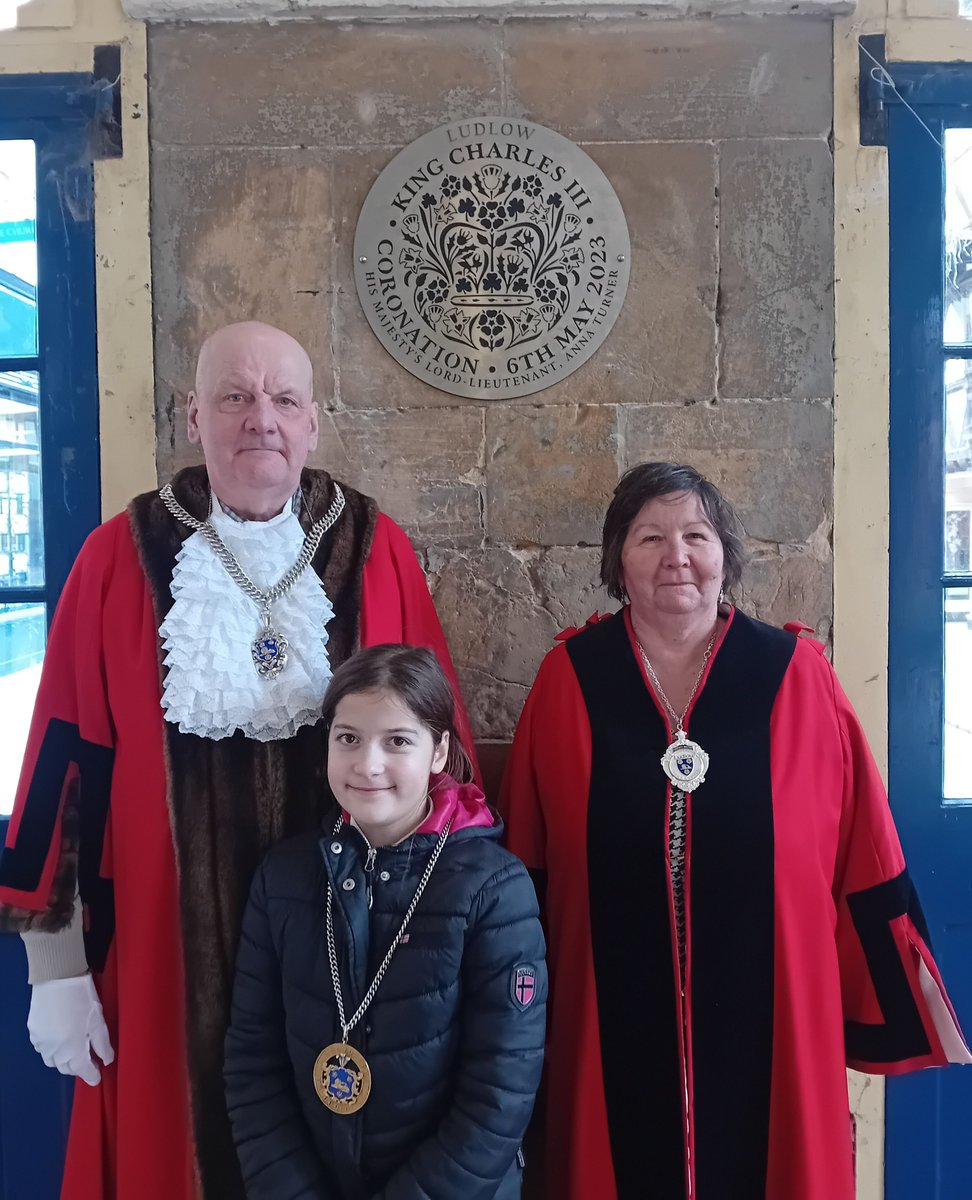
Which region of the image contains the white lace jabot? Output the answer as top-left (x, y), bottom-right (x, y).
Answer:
top-left (159, 500), bottom-right (334, 742)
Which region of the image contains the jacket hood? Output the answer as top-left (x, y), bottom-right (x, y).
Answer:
top-left (420, 773), bottom-right (494, 834)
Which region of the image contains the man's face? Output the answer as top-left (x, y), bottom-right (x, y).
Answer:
top-left (187, 323), bottom-right (319, 520)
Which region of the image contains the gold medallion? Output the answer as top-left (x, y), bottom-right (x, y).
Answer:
top-left (313, 1042), bottom-right (372, 1114)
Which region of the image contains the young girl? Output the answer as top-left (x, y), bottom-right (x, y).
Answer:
top-left (225, 644), bottom-right (546, 1200)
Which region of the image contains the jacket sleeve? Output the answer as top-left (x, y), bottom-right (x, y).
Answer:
top-left (0, 523), bottom-right (117, 937)
top-left (360, 513), bottom-right (480, 783)
top-left (374, 863), bottom-right (547, 1200)
top-left (225, 862), bottom-right (333, 1200)
top-left (830, 667), bottom-right (971, 1073)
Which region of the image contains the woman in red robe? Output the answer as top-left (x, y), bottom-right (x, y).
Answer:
top-left (501, 461), bottom-right (969, 1200)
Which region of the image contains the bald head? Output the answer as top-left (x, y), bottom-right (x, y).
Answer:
top-left (187, 321), bottom-right (319, 521)
top-left (195, 321), bottom-right (313, 398)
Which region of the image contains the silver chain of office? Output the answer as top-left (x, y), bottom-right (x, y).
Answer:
top-left (159, 481), bottom-right (345, 677)
top-left (325, 814), bottom-right (452, 1043)
top-left (159, 481), bottom-right (345, 611)
top-left (635, 629), bottom-right (717, 738)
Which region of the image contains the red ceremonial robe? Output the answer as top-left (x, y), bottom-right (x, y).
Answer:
top-left (0, 489), bottom-right (473, 1200)
top-left (501, 606), bottom-right (969, 1200)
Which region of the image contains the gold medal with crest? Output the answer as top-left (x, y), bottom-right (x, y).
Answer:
top-left (317, 813), bottom-right (453, 1115)
top-left (313, 1042), bottom-right (372, 1114)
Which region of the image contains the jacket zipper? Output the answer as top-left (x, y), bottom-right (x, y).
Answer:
top-left (363, 843), bottom-right (377, 909)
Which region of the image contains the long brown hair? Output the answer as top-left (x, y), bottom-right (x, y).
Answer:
top-left (322, 644), bottom-right (474, 784)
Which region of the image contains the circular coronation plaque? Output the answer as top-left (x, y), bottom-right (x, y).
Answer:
top-left (354, 117), bottom-right (630, 400)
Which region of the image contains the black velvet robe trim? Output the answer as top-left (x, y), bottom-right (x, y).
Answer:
top-left (566, 610), bottom-right (794, 1199)
top-left (844, 869), bottom-right (933, 1063)
top-left (0, 719), bottom-right (114, 964)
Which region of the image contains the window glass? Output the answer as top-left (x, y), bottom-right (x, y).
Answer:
top-left (945, 587), bottom-right (972, 801)
top-left (0, 139), bottom-right (37, 358)
top-left (0, 370), bottom-right (42, 585)
top-left (0, 601), bottom-right (45, 815)
top-left (944, 142), bottom-right (972, 804)
top-left (945, 358), bottom-right (972, 572)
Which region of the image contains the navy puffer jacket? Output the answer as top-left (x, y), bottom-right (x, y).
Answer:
top-left (225, 781), bottom-right (547, 1200)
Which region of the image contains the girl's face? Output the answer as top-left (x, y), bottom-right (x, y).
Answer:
top-left (327, 688), bottom-right (450, 847)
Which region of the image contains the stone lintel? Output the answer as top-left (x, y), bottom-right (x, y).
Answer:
top-left (126, 0), bottom-right (852, 24)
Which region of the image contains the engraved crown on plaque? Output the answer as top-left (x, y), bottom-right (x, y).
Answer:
top-left (399, 162), bottom-right (587, 356)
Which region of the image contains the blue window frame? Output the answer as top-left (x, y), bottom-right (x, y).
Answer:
top-left (0, 74), bottom-right (102, 1200)
top-left (873, 41), bottom-right (972, 1200)
top-left (0, 75), bottom-right (101, 615)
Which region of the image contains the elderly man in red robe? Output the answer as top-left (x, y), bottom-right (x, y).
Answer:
top-left (0, 321), bottom-right (475, 1200)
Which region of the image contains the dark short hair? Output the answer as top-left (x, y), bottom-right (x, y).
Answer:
top-left (321, 644), bottom-right (474, 784)
top-left (600, 462), bottom-right (747, 603)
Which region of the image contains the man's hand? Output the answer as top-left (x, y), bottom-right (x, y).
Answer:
top-left (27, 975), bottom-right (115, 1086)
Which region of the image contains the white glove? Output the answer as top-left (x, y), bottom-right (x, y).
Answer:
top-left (27, 975), bottom-right (115, 1087)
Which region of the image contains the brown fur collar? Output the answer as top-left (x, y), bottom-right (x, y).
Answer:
top-left (127, 465), bottom-right (377, 1198)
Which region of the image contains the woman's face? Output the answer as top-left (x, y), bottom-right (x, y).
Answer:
top-left (620, 491), bottom-right (725, 619)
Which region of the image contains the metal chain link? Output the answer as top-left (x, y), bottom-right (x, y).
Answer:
top-left (325, 815), bottom-right (452, 1042)
top-left (636, 629), bottom-right (717, 735)
top-left (638, 632), bottom-right (718, 995)
top-left (159, 482), bottom-right (345, 609)
top-left (669, 787), bottom-right (689, 989)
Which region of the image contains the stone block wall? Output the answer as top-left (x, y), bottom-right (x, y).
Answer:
top-left (148, 15), bottom-right (835, 760)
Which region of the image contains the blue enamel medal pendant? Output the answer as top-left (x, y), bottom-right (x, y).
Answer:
top-left (314, 1042), bottom-right (372, 1114)
top-left (251, 608), bottom-right (289, 679)
top-left (661, 728), bottom-right (709, 793)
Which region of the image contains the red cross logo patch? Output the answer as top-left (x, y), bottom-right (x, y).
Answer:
top-left (511, 964), bottom-right (538, 1010)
